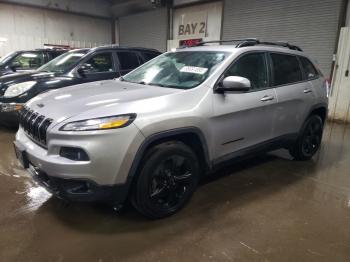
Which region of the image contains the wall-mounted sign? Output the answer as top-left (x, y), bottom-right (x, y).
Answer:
top-left (177, 11), bottom-right (207, 39)
top-left (168, 2), bottom-right (222, 51)
top-left (179, 38), bottom-right (202, 47)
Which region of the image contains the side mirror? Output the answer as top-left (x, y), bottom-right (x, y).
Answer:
top-left (77, 63), bottom-right (93, 77)
top-left (216, 76), bottom-right (251, 93)
top-left (10, 62), bottom-right (21, 72)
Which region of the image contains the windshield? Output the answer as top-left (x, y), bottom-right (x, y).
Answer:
top-left (122, 51), bottom-right (229, 89)
top-left (0, 51), bottom-right (18, 66)
top-left (38, 50), bottom-right (88, 73)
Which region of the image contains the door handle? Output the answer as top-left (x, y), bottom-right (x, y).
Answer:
top-left (303, 89), bottom-right (312, 94)
top-left (260, 95), bottom-right (274, 102)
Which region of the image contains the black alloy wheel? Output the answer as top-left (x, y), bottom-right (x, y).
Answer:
top-left (132, 141), bottom-right (199, 219)
top-left (290, 115), bottom-right (324, 160)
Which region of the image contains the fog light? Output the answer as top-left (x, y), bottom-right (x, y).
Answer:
top-left (0, 103), bottom-right (23, 112)
top-left (59, 147), bottom-right (89, 161)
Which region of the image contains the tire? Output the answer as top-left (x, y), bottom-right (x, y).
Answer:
top-left (289, 115), bottom-right (324, 161)
top-left (131, 141), bottom-right (199, 219)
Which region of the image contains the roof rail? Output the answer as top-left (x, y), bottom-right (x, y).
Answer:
top-left (255, 41), bottom-right (303, 52)
top-left (186, 38), bottom-right (303, 52)
top-left (196, 38), bottom-right (258, 46)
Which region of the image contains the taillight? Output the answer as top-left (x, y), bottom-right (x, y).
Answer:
top-left (324, 78), bottom-right (330, 98)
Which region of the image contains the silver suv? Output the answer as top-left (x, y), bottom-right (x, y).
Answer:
top-left (14, 39), bottom-right (328, 218)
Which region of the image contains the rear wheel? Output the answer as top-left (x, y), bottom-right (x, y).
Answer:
top-left (131, 141), bottom-right (199, 219)
top-left (289, 115), bottom-right (324, 161)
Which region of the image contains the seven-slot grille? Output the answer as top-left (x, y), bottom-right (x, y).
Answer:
top-left (19, 107), bottom-right (53, 146)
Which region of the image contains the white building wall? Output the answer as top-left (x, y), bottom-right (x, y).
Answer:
top-left (0, 3), bottom-right (112, 57)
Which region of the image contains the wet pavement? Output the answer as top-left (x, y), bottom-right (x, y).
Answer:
top-left (0, 122), bottom-right (350, 262)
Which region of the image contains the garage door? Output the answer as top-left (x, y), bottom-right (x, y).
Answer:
top-left (119, 8), bottom-right (168, 52)
top-left (222, 0), bottom-right (343, 77)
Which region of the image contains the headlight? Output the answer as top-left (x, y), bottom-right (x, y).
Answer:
top-left (4, 81), bottom-right (36, 98)
top-left (60, 114), bottom-right (136, 131)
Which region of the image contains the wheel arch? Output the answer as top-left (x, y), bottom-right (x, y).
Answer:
top-left (309, 105), bottom-right (327, 123)
top-left (120, 127), bottom-right (211, 203)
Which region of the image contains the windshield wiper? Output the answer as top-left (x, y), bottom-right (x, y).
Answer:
top-left (148, 83), bottom-right (165, 87)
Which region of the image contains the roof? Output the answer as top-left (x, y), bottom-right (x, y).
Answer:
top-left (91, 44), bottom-right (160, 53)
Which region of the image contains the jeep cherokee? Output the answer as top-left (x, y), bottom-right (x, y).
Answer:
top-left (14, 39), bottom-right (328, 218)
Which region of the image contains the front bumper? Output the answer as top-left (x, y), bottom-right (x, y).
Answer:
top-left (0, 102), bottom-right (23, 113)
top-left (15, 123), bottom-right (145, 202)
top-left (0, 102), bottom-right (23, 126)
top-left (28, 164), bottom-right (127, 203)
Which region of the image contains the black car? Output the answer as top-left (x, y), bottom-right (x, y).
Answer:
top-left (0, 49), bottom-right (67, 77)
top-left (0, 45), bottom-right (161, 125)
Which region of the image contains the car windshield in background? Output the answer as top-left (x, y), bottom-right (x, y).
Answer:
top-left (0, 51), bottom-right (18, 65)
top-left (38, 50), bottom-right (88, 73)
top-left (122, 51), bottom-right (229, 89)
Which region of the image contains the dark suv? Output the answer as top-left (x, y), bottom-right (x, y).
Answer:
top-left (0, 49), bottom-right (67, 77)
top-left (0, 45), bottom-right (161, 125)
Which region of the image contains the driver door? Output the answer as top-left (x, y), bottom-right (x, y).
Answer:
top-left (78, 52), bottom-right (118, 82)
top-left (211, 52), bottom-right (278, 161)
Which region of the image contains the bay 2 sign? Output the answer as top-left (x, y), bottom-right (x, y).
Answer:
top-left (177, 11), bottom-right (207, 38)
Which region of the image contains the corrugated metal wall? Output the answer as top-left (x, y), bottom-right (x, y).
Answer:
top-left (222, 0), bottom-right (343, 77)
top-left (119, 8), bottom-right (168, 52)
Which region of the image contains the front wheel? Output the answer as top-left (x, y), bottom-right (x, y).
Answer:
top-left (131, 141), bottom-right (199, 219)
top-left (289, 115), bottom-right (324, 161)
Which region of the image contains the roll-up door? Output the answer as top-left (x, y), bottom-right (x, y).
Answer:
top-left (119, 8), bottom-right (168, 52)
top-left (222, 0), bottom-right (343, 77)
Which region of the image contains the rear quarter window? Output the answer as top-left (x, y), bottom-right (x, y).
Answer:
top-left (270, 53), bottom-right (303, 86)
top-left (300, 56), bottom-right (319, 80)
top-left (142, 52), bottom-right (160, 62)
top-left (117, 52), bottom-right (141, 70)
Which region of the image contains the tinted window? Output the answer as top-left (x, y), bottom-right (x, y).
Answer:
top-left (300, 56), bottom-right (318, 80)
top-left (50, 51), bottom-right (65, 59)
top-left (225, 53), bottom-right (268, 90)
top-left (142, 52), bottom-right (159, 62)
top-left (117, 52), bottom-right (140, 70)
top-left (271, 53), bottom-right (302, 86)
top-left (12, 52), bottom-right (45, 69)
top-left (85, 52), bottom-right (114, 73)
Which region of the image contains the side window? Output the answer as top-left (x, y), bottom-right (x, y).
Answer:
top-left (142, 52), bottom-right (159, 62)
top-left (11, 52), bottom-right (45, 69)
top-left (84, 52), bottom-right (114, 73)
top-left (300, 56), bottom-right (318, 80)
top-left (270, 53), bottom-right (303, 86)
top-left (50, 51), bottom-right (65, 59)
top-left (225, 53), bottom-right (268, 90)
top-left (117, 52), bottom-right (140, 70)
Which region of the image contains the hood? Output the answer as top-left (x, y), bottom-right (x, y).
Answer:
top-left (0, 65), bottom-right (19, 77)
top-left (0, 71), bottom-right (72, 98)
top-left (0, 71), bottom-right (56, 85)
top-left (26, 79), bottom-right (183, 124)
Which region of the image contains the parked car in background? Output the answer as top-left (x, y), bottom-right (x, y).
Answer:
top-left (0, 48), bottom-right (67, 77)
top-left (0, 45), bottom-right (161, 125)
top-left (14, 39), bottom-right (328, 218)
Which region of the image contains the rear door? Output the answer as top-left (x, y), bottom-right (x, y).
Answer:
top-left (116, 51), bottom-right (142, 75)
top-left (212, 52), bottom-right (277, 160)
top-left (270, 52), bottom-right (316, 137)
